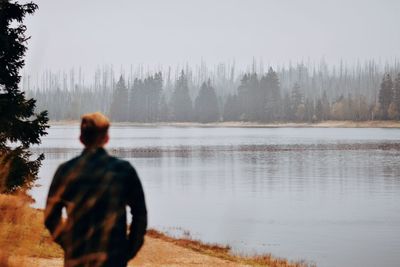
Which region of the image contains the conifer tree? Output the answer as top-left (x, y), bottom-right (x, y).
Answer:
top-left (282, 92), bottom-right (292, 121)
top-left (261, 67), bottom-right (281, 121)
top-left (304, 98), bottom-right (314, 122)
top-left (248, 73), bottom-right (260, 120)
top-left (321, 91), bottom-right (331, 120)
top-left (129, 78), bottom-right (144, 122)
top-left (159, 93), bottom-right (170, 121)
top-left (378, 74), bottom-right (393, 120)
top-left (0, 0), bottom-right (49, 193)
top-left (237, 73), bottom-right (260, 120)
top-left (170, 71), bottom-right (193, 121)
top-left (237, 74), bottom-right (250, 119)
top-left (290, 83), bottom-right (303, 120)
top-left (315, 99), bottom-right (323, 121)
top-left (393, 73), bottom-right (400, 119)
top-left (194, 80), bottom-right (219, 123)
top-left (223, 94), bottom-right (240, 121)
top-left (151, 72), bottom-right (163, 121)
top-left (110, 75), bottom-right (128, 121)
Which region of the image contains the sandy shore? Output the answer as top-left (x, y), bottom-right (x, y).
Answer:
top-left (5, 229), bottom-right (308, 267)
top-left (18, 236), bottom-right (248, 267)
top-left (49, 120), bottom-right (400, 128)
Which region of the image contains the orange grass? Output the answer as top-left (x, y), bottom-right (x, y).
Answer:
top-left (147, 229), bottom-right (312, 267)
top-left (0, 194), bottom-right (63, 260)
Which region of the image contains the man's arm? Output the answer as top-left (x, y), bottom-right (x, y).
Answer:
top-left (126, 164), bottom-right (148, 260)
top-left (44, 165), bottom-right (66, 248)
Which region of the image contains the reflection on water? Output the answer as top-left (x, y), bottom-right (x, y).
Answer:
top-left (31, 126), bottom-right (400, 267)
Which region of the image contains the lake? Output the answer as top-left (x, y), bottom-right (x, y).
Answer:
top-left (30, 125), bottom-right (400, 267)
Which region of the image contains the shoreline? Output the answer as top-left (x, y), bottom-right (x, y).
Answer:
top-left (49, 120), bottom-right (400, 128)
top-left (0, 194), bottom-right (307, 267)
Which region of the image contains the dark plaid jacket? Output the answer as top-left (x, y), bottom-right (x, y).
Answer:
top-left (45, 147), bottom-right (147, 267)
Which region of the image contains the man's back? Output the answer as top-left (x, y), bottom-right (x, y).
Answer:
top-left (45, 147), bottom-right (147, 267)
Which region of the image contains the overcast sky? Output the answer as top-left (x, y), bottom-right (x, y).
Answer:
top-left (23, 0), bottom-right (400, 73)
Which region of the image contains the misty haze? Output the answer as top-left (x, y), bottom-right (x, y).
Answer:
top-left (1, 1), bottom-right (400, 267)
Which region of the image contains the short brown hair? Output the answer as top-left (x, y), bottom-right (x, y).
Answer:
top-left (80, 112), bottom-right (110, 146)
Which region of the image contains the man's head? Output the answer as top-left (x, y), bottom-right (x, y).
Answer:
top-left (80, 112), bottom-right (110, 148)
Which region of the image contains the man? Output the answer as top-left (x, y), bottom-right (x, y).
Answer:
top-left (45, 112), bottom-right (147, 267)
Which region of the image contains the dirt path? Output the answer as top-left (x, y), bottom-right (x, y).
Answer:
top-left (24, 236), bottom-right (249, 267)
top-left (131, 236), bottom-right (248, 266)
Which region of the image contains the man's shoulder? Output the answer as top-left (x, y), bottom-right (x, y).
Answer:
top-left (56, 150), bottom-right (137, 176)
top-left (57, 155), bottom-right (81, 172)
top-left (109, 156), bottom-right (135, 172)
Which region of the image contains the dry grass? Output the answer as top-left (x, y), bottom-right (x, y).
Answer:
top-left (147, 229), bottom-right (312, 267)
top-left (0, 194), bottom-right (63, 263)
top-left (0, 251), bottom-right (33, 267)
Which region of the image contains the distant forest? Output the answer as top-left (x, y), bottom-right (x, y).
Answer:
top-left (24, 60), bottom-right (400, 122)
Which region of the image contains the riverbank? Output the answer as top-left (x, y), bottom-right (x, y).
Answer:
top-left (0, 194), bottom-right (307, 267)
top-left (49, 120), bottom-right (400, 128)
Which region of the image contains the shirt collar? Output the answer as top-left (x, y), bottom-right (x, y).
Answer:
top-left (81, 146), bottom-right (107, 156)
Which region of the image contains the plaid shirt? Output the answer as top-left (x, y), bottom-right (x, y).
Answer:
top-left (45, 147), bottom-right (147, 267)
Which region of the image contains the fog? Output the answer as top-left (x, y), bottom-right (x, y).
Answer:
top-left (7, 1), bottom-right (400, 266)
top-left (24, 0), bottom-right (400, 73)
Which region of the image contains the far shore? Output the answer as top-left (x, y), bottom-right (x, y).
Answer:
top-left (49, 120), bottom-right (400, 128)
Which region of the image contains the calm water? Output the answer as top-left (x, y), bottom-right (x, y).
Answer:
top-left (31, 126), bottom-right (400, 267)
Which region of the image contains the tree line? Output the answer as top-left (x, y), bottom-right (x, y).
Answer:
top-left (25, 61), bottom-right (400, 122)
